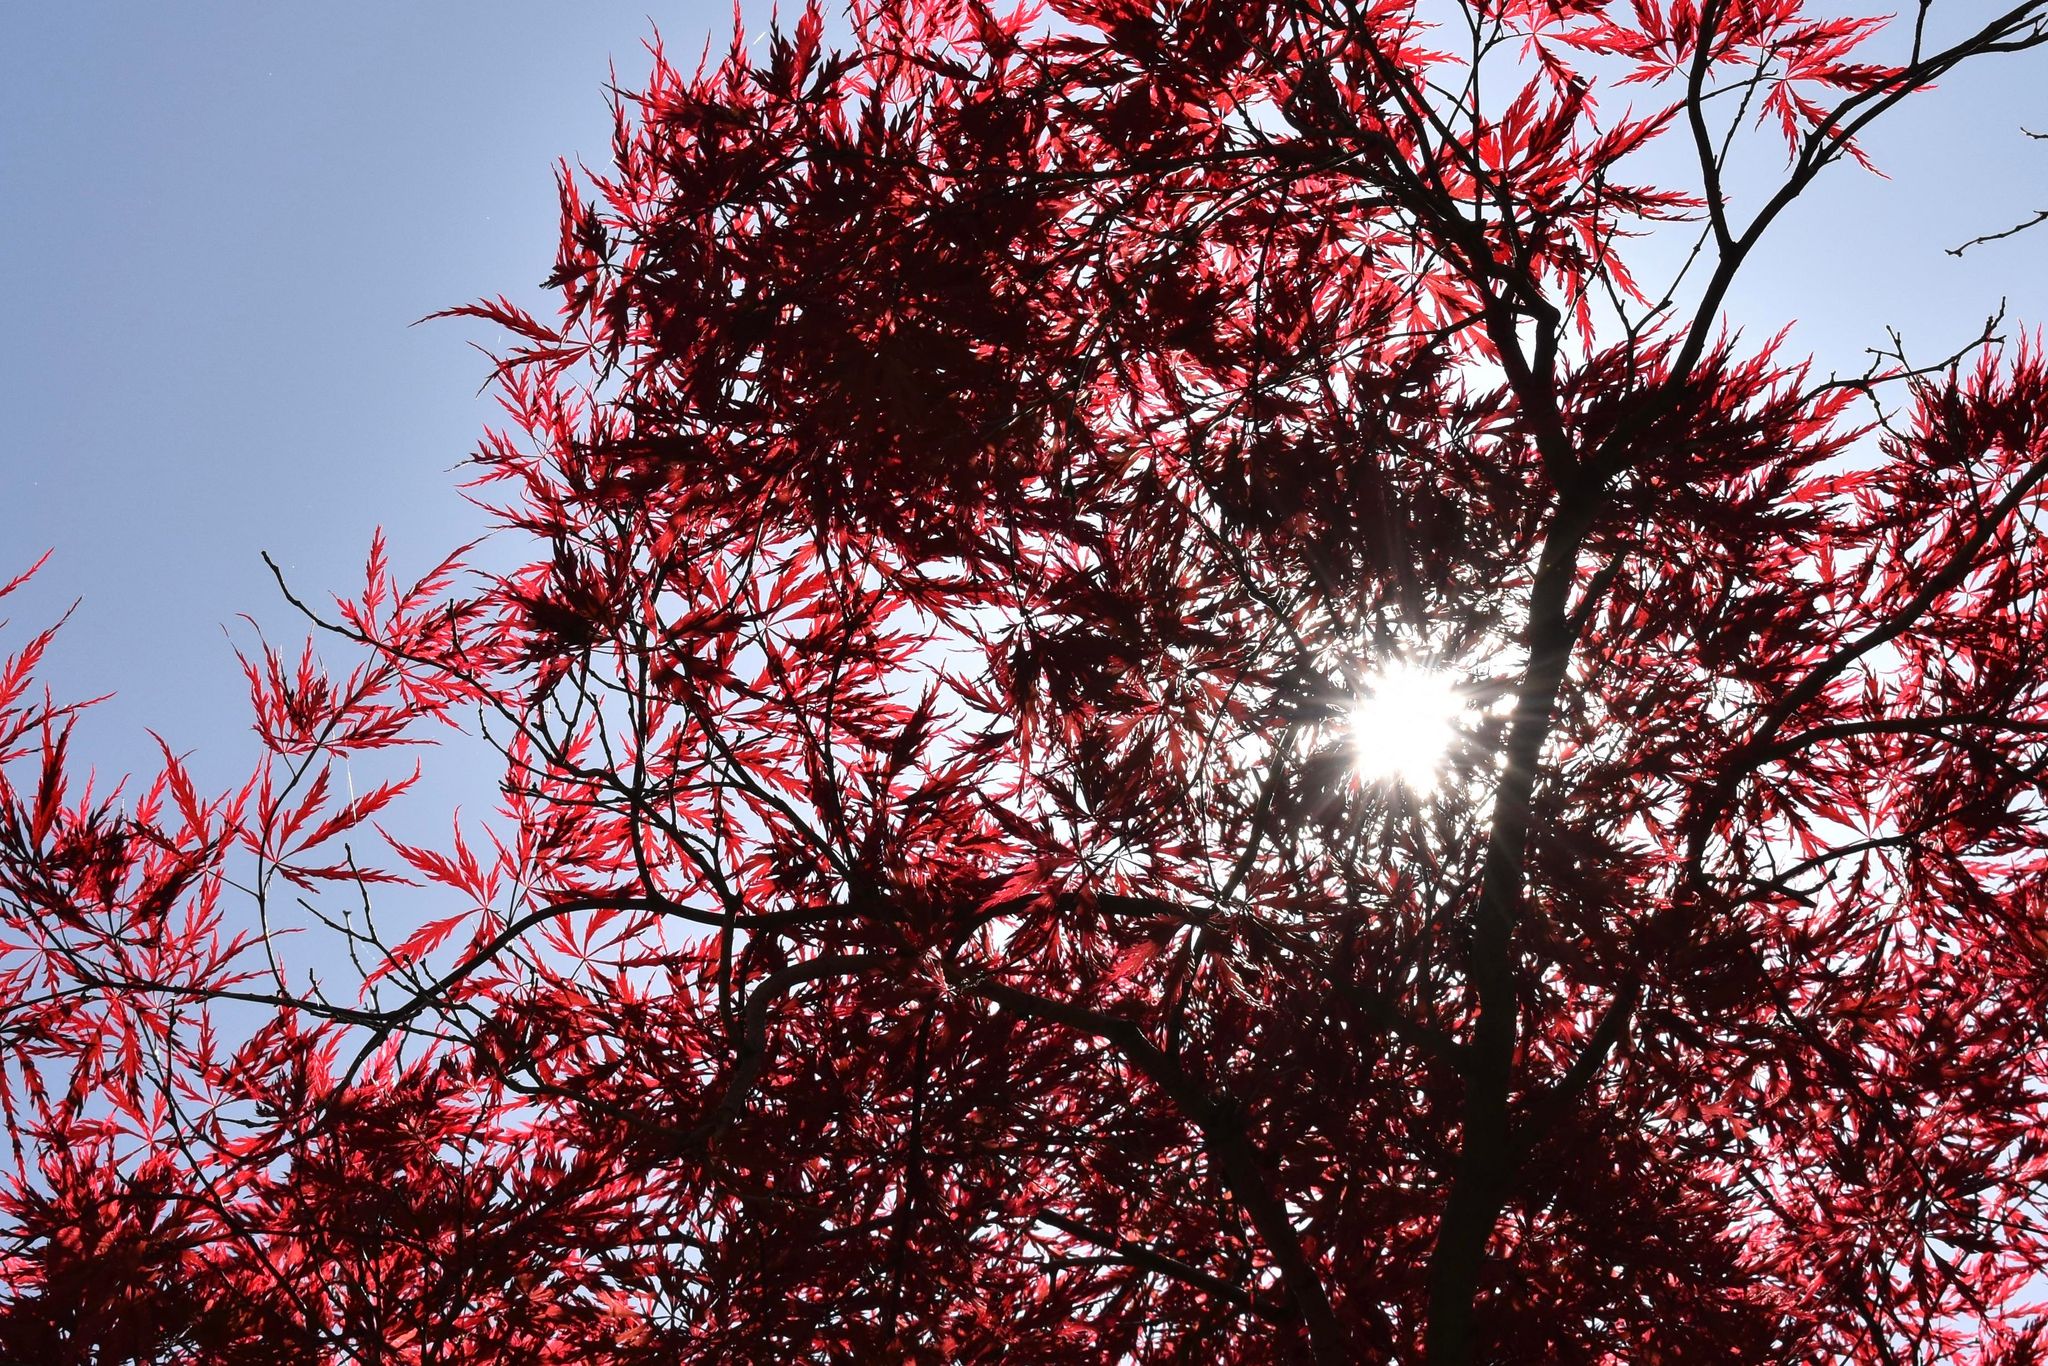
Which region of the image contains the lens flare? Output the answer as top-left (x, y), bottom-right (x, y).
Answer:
top-left (1348, 663), bottom-right (1465, 790)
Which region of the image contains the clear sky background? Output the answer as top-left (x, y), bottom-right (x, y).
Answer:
top-left (1, 2), bottom-right (2044, 798)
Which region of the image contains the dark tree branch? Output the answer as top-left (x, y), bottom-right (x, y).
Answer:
top-left (971, 978), bottom-right (1360, 1364)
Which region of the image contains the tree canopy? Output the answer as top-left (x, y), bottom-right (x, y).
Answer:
top-left (7, 1), bottom-right (2048, 1361)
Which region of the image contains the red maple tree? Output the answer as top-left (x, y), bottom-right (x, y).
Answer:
top-left (8, 1), bottom-right (2048, 1360)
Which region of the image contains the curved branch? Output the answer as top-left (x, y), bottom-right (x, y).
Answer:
top-left (678, 951), bottom-right (885, 1151)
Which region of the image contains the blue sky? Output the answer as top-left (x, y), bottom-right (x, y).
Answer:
top-left (0, 4), bottom-right (769, 791)
top-left (1, 1), bottom-right (2043, 794)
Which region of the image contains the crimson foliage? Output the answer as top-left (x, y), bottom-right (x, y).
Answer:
top-left (7, 2), bottom-right (2048, 1361)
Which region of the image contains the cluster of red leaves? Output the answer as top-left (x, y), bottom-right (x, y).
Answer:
top-left (7, 1), bottom-right (2048, 1362)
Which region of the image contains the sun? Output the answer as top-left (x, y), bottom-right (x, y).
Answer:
top-left (1348, 662), bottom-right (1467, 791)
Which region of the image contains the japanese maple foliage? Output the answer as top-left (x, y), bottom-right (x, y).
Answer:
top-left (9, 1), bottom-right (2048, 1361)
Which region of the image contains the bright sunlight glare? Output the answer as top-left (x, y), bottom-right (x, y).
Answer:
top-left (1349, 662), bottom-right (1466, 790)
